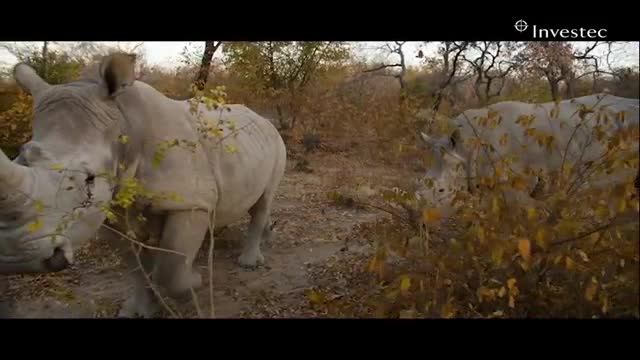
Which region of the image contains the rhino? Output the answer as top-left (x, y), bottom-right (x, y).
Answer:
top-left (417, 94), bottom-right (639, 208)
top-left (0, 53), bottom-right (287, 317)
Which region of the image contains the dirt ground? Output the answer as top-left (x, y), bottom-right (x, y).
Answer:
top-left (0, 145), bottom-right (416, 318)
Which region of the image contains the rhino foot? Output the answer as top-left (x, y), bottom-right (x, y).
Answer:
top-left (118, 296), bottom-right (160, 318)
top-left (237, 251), bottom-right (265, 269)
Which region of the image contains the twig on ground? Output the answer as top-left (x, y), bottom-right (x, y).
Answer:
top-left (130, 243), bottom-right (180, 318)
top-left (101, 223), bottom-right (187, 258)
top-left (207, 208), bottom-right (217, 318)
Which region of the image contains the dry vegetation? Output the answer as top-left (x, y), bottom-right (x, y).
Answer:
top-left (0, 41), bottom-right (638, 318)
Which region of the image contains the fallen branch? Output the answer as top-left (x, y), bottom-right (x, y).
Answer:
top-left (207, 208), bottom-right (217, 318)
top-left (352, 200), bottom-right (415, 228)
top-left (101, 223), bottom-right (187, 259)
top-left (130, 243), bottom-right (180, 318)
top-left (550, 214), bottom-right (638, 248)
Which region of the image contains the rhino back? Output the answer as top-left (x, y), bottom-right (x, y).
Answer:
top-left (452, 94), bottom-right (639, 178)
top-left (191, 103), bottom-right (286, 225)
top-left (116, 83), bottom-right (285, 224)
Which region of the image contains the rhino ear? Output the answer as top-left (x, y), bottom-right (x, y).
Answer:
top-left (13, 63), bottom-right (51, 97)
top-left (99, 53), bottom-right (137, 96)
top-left (20, 141), bottom-right (55, 166)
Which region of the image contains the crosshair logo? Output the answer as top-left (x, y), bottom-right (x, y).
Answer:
top-left (514, 20), bottom-right (528, 32)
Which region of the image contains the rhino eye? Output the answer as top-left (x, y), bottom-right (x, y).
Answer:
top-left (1, 212), bottom-right (21, 225)
top-left (85, 173), bottom-right (95, 185)
top-left (438, 188), bottom-right (445, 192)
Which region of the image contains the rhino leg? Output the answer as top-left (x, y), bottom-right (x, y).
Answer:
top-left (152, 210), bottom-right (208, 298)
top-left (99, 215), bottom-right (164, 318)
top-left (238, 191), bottom-right (274, 268)
top-left (118, 248), bottom-right (160, 318)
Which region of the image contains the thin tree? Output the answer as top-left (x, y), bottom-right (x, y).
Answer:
top-left (194, 41), bottom-right (222, 91)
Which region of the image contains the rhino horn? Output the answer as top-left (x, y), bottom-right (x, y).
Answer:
top-left (13, 63), bottom-right (51, 97)
top-left (0, 149), bottom-right (30, 197)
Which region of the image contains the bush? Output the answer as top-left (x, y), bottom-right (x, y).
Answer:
top-left (361, 103), bottom-right (640, 318)
top-left (0, 91), bottom-right (32, 158)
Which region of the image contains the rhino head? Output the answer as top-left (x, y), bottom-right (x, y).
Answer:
top-left (0, 53), bottom-right (138, 274)
top-left (416, 128), bottom-right (473, 207)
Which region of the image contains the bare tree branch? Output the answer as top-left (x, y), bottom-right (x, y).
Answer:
top-left (194, 41), bottom-right (222, 91)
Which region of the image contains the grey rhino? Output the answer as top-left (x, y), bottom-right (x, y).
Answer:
top-left (0, 53), bottom-right (287, 317)
top-left (417, 94), bottom-right (639, 208)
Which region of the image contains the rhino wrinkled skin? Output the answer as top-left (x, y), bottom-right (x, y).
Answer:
top-left (0, 53), bottom-right (287, 317)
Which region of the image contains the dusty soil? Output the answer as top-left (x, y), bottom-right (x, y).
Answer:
top-left (0, 147), bottom-right (416, 318)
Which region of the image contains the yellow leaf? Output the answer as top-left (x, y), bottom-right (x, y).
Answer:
top-left (385, 290), bottom-right (399, 301)
top-left (509, 295), bottom-right (516, 308)
top-left (422, 208), bottom-right (442, 224)
top-left (476, 286), bottom-right (491, 302)
top-left (507, 278), bottom-right (517, 290)
top-left (399, 309), bottom-right (416, 319)
top-left (565, 257), bottom-right (576, 271)
top-left (617, 198), bottom-right (627, 213)
top-left (34, 200), bottom-right (45, 213)
top-left (618, 111), bottom-right (626, 123)
top-left (441, 301), bottom-right (456, 318)
top-left (498, 286), bottom-right (507, 298)
top-left (400, 276), bottom-right (411, 294)
top-left (476, 226), bottom-right (486, 243)
top-left (491, 196), bottom-right (500, 214)
top-left (535, 228), bottom-right (549, 250)
top-left (512, 176), bottom-right (528, 191)
top-left (308, 290), bottom-right (324, 304)
top-left (491, 246), bottom-right (504, 266)
top-left (27, 219), bottom-right (43, 233)
top-left (118, 135), bottom-right (129, 144)
top-left (620, 259), bottom-right (625, 268)
top-left (518, 238), bottom-right (531, 263)
top-left (50, 164), bottom-right (64, 170)
top-left (595, 206), bottom-right (610, 221)
top-left (554, 255), bottom-right (563, 265)
top-left (527, 207), bottom-right (537, 221)
top-left (601, 296), bottom-right (609, 314)
top-left (578, 250), bottom-right (590, 263)
top-left (367, 257), bottom-right (378, 273)
top-left (499, 133), bottom-right (509, 147)
top-left (585, 279), bottom-right (598, 301)
top-left (224, 144), bottom-right (238, 154)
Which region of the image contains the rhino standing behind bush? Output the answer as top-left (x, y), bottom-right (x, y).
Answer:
top-left (417, 94), bottom-right (640, 211)
top-left (0, 53), bottom-right (287, 317)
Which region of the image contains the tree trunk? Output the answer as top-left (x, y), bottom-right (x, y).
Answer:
top-left (41, 41), bottom-right (49, 80)
top-left (549, 79), bottom-right (560, 101)
top-left (565, 72), bottom-right (576, 98)
top-left (432, 90), bottom-right (445, 112)
top-left (194, 41), bottom-right (221, 91)
top-left (276, 104), bottom-right (288, 130)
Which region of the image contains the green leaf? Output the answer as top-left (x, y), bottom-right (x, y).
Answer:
top-left (27, 219), bottom-right (44, 233)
